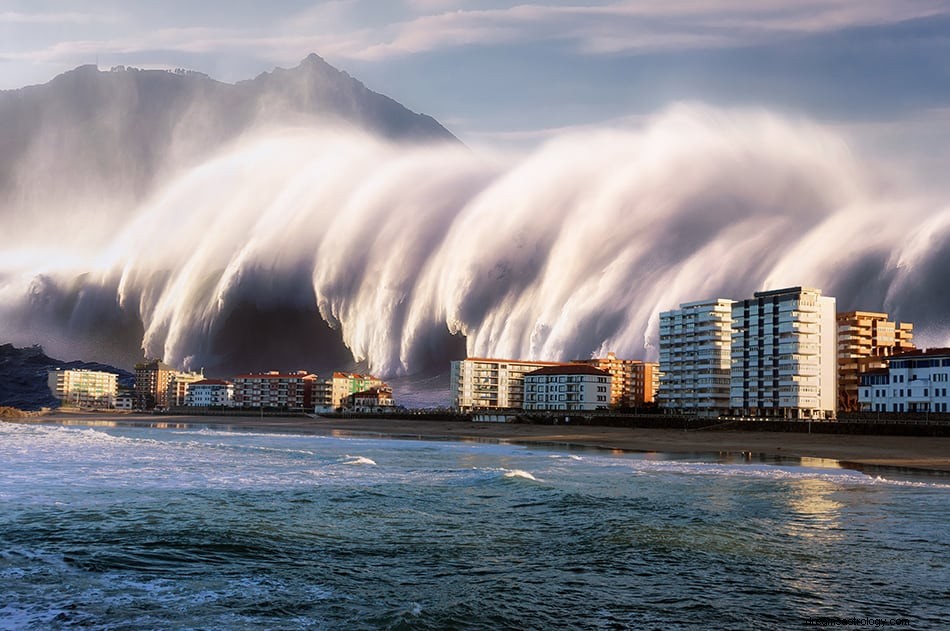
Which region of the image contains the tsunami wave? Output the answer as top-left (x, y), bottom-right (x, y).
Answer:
top-left (1, 103), bottom-right (949, 375)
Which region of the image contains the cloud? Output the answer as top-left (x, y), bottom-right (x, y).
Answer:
top-left (0, 11), bottom-right (118, 24)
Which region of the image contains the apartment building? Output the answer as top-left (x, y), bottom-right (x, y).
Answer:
top-left (47, 369), bottom-right (118, 409)
top-left (576, 352), bottom-right (658, 407)
top-left (329, 372), bottom-right (386, 409)
top-left (658, 298), bottom-right (734, 417)
top-left (730, 287), bottom-right (837, 419)
top-left (523, 364), bottom-right (611, 411)
top-left (134, 359), bottom-right (176, 409)
top-left (232, 371), bottom-right (317, 410)
top-left (184, 379), bottom-right (234, 407)
top-left (837, 311), bottom-right (914, 412)
top-left (167, 369), bottom-right (205, 408)
top-left (859, 348), bottom-right (950, 413)
top-left (450, 358), bottom-right (564, 410)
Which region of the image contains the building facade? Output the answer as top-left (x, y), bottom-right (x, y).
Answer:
top-left (47, 369), bottom-right (118, 409)
top-left (232, 371), bottom-right (317, 410)
top-left (167, 370), bottom-right (205, 408)
top-left (837, 311), bottom-right (914, 412)
top-left (450, 358), bottom-right (564, 410)
top-left (184, 379), bottom-right (234, 407)
top-left (859, 348), bottom-right (950, 413)
top-left (134, 359), bottom-right (176, 409)
top-left (576, 352), bottom-right (658, 407)
top-left (730, 287), bottom-right (837, 419)
top-left (523, 365), bottom-right (611, 411)
top-left (345, 386), bottom-right (396, 412)
top-left (330, 372), bottom-right (386, 409)
top-left (658, 298), bottom-right (734, 417)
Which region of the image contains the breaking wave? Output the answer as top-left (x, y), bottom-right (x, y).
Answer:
top-left (2, 103), bottom-right (949, 375)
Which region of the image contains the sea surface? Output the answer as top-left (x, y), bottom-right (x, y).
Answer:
top-left (1, 421), bottom-right (948, 630)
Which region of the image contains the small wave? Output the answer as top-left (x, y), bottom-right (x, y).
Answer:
top-left (341, 455), bottom-right (377, 466)
top-left (502, 469), bottom-right (538, 481)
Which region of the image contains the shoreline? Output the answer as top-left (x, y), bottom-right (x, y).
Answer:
top-left (8, 411), bottom-right (950, 475)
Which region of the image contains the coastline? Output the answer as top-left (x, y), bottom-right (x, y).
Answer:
top-left (8, 411), bottom-right (950, 475)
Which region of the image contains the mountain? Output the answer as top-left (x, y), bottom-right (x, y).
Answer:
top-left (0, 53), bottom-right (458, 218)
top-left (0, 344), bottom-right (133, 411)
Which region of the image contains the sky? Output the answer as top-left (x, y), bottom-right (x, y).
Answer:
top-left (1, 0), bottom-right (950, 152)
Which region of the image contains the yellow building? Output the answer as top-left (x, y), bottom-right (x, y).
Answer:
top-left (47, 369), bottom-right (118, 409)
top-left (837, 311), bottom-right (914, 412)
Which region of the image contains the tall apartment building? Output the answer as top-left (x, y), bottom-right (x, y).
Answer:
top-left (47, 369), bottom-right (118, 409)
top-left (576, 352), bottom-right (659, 407)
top-left (658, 299), bottom-right (734, 417)
top-left (523, 364), bottom-right (611, 411)
top-left (859, 348), bottom-right (950, 413)
top-left (837, 311), bottom-right (914, 412)
top-left (450, 358), bottom-right (564, 410)
top-left (730, 287), bottom-right (837, 419)
top-left (134, 359), bottom-right (176, 409)
top-left (232, 371), bottom-right (317, 410)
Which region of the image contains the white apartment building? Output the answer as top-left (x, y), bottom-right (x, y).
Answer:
top-left (47, 369), bottom-right (118, 409)
top-left (658, 298), bottom-right (734, 417)
top-left (859, 348), bottom-right (950, 413)
top-left (450, 358), bottom-right (563, 410)
top-left (184, 379), bottom-right (234, 407)
top-left (730, 287), bottom-right (837, 419)
top-left (523, 365), bottom-right (611, 411)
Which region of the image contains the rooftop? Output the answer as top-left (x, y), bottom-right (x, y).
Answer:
top-left (525, 364), bottom-right (611, 377)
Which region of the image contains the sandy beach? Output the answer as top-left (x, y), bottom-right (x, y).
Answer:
top-left (10, 411), bottom-right (949, 475)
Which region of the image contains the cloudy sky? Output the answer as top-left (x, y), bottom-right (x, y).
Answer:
top-left (2, 0), bottom-right (950, 150)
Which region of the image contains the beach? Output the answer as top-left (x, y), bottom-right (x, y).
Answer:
top-left (15, 411), bottom-right (950, 474)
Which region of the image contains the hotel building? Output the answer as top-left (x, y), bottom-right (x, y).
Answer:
top-left (859, 348), bottom-right (950, 413)
top-left (167, 369), bottom-right (205, 408)
top-left (47, 369), bottom-right (118, 409)
top-left (523, 364), bottom-right (611, 411)
top-left (837, 311), bottom-right (914, 412)
top-left (576, 352), bottom-right (658, 407)
top-left (232, 371), bottom-right (318, 410)
top-left (450, 358), bottom-right (564, 410)
top-left (730, 287), bottom-right (837, 420)
top-left (658, 298), bottom-right (734, 417)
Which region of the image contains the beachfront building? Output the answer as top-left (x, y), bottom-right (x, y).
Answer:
top-left (658, 298), bottom-right (734, 417)
top-left (575, 352), bottom-right (659, 407)
top-left (47, 368), bottom-right (118, 409)
top-left (166, 369), bottom-right (205, 408)
top-left (837, 311), bottom-right (914, 412)
top-left (730, 287), bottom-right (837, 420)
top-left (184, 379), bottom-right (234, 407)
top-left (232, 371), bottom-right (318, 410)
top-left (450, 357), bottom-right (564, 410)
top-left (134, 359), bottom-right (176, 409)
top-left (858, 348), bottom-right (950, 414)
top-left (523, 365), bottom-right (611, 411)
top-left (329, 372), bottom-right (386, 409)
top-left (344, 386), bottom-right (396, 413)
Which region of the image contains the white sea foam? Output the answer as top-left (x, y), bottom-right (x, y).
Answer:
top-left (502, 469), bottom-right (538, 481)
top-left (341, 455), bottom-right (377, 466)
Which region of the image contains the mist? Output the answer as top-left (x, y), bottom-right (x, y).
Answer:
top-left (1, 103), bottom-right (948, 375)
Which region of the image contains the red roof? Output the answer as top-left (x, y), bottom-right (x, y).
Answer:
top-left (233, 372), bottom-right (316, 379)
top-left (191, 379), bottom-right (231, 386)
top-left (525, 364), bottom-right (611, 377)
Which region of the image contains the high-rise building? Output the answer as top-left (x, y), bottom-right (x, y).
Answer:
top-left (576, 352), bottom-right (659, 407)
top-left (450, 358), bottom-right (564, 410)
top-left (134, 359), bottom-right (176, 409)
top-left (523, 364), bottom-right (611, 411)
top-left (658, 299), bottom-right (734, 417)
top-left (47, 369), bottom-right (118, 409)
top-left (730, 287), bottom-right (837, 419)
top-left (837, 311), bottom-right (914, 412)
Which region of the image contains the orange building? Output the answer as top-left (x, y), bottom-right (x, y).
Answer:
top-left (837, 311), bottom-right (914, 412)
top-left (577, 352), bottom-right (658, 408)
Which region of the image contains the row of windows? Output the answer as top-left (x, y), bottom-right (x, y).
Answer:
top-left (863, 388), bottom-right (949, 399)
top-left (870, 402), bottom-right (949, 412)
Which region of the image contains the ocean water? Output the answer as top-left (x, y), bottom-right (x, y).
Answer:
top-left (1, 422), bottom-right (947, 630)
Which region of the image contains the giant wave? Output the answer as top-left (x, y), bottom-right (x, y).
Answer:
top-left (1, 103), bottom-right (948, 376)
